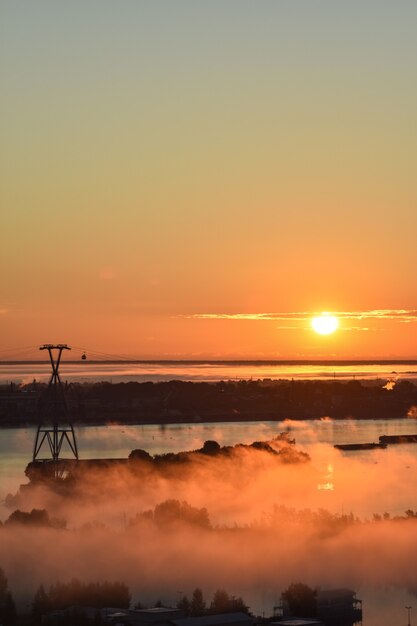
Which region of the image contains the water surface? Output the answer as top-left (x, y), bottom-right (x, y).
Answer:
top-left (1, 360), bottom-right (417, 384)
top-left (2, 418), bottom-right (417, 517)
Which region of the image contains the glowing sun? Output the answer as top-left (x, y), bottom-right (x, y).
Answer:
top-left (311, 313), bottom-right (339, 335)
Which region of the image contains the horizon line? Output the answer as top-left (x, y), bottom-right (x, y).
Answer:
top-left (1, 358), bottom-right (417, 366)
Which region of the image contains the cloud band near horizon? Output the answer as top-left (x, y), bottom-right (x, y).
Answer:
top-left (183, 309), bottom-right (417, 324)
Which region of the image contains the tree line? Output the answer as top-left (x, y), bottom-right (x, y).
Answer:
top-left (31, 582), bottom-right (249, 624)
top-left (32, 579), bottom-right (131, 623)
top-left (2, 378), bottom-right (416, 425)
top-left (175, 588), bottom-right (249, 616)
top-left (4, 501), bottom-right (417, 536)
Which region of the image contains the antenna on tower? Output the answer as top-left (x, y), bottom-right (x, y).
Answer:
top-left (32, 344), bottom-right (79, 478)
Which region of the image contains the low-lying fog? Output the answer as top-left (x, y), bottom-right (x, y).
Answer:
top-left (1, 424), bottom-right (417, 626)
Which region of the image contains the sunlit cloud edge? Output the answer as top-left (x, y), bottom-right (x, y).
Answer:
top-left (183, 309), bottom-right (417, 323)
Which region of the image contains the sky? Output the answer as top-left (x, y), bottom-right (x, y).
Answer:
top-left (1, 1), bottom-right (416, 359)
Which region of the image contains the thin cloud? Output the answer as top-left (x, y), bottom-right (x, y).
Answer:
top-left (184, 310), bottom-right (417, 323)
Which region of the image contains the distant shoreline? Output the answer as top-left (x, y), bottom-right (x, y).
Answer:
top-left (1, 414), bottom-right (415, 430)
top-left (1, 359), bottom-right (417, 366)
top-left (1, 378), bottom-right (416, 428)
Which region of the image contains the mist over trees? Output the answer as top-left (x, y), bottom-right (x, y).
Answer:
top-left (128, 500), bottom-right (417, 534)
top-left (24, 434), bottom-right (309, 486)
top-left (131, 500), bottom-right (211, 530)
top-left (5, 500), bottom-right (417, 539)
top-left (31, 579), bottom-right (131, 616)
top-left (2, 432), bottom-right (417, 623)
top-left (4, 508), bottom-right (66, 529)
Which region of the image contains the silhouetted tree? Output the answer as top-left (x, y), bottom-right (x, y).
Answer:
top-left (153, 500), bottom-right (211, 530)
top-left (190, 588), bottom-right (206, 616)
top-left (210, 589), bottom-right (230, 614)
top-left (1, 593), bottom-right (16, 625)
top-left (176, 595), bottom-right (191, 616)
top-left (32, 584), bottom-right (50, 625)
top-left (229, 596), bottom-right (249, 614)
top-left (0, 568), bottom-right (17, 625)
top-left (33, 579), bottom-right (131, 612)
top-left (282, 583), bottom-right (317, 618)
top-left (5, 509), bottom-right (66, 529)
top-left (209, 589), bottom-right (249, 615)
top-left (129, 449), bottom-right (153, 463)
top-left (201, 441), bottom-right (221, 455)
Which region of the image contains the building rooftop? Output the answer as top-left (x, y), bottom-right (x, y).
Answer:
top-left (271, 617), bottom-right (323, 626)
top-left (172, 612), bottom-right (253, 626)
top-left (317, 588), bottom-right (356, 599)
top-left (134, 609), bottom-right (184, 615)
top-left (128, 608), bottom-right (186, 624)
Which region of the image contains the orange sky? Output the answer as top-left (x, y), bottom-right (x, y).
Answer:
top-left (1, 2), bottom-right (416, 358)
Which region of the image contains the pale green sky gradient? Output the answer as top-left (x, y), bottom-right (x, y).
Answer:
top-left (1, 1), bottom-right (416, 357)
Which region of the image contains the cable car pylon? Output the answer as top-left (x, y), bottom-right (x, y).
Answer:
top-left (32, 344), bottom-right (79, 478)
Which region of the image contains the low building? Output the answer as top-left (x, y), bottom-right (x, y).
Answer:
top-left (316, 589), bottom-right (362, 626)
top-left (172, 613), bottom-right (253, 626)
top-left (273, 620), bottom-right (324, 626)
top-left (131, 609), bottom-right (186, 625)
top-left (102, 611), bottom-right (252, 626)
top-left (102, 608), bottom-right (186, 626)
top-left (278, 587), bottom-right (362, 626)
top-left (44, 606), bottom-right (100, 625)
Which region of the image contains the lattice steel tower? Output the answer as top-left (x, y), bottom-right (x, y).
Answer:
top-left (33, 344), bottom-right (79, 466)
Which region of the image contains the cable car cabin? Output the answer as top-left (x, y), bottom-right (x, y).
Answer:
top-left (81, 353), bottom-right (87, 360)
